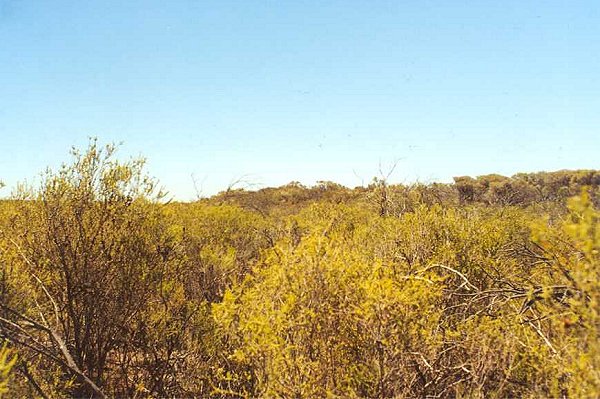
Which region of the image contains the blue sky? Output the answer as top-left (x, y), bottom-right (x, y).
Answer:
top-left (1, 1), bottom-right (598, 199)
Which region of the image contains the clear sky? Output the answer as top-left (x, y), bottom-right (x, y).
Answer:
top-left (1, 1), bottom-right (599, 200)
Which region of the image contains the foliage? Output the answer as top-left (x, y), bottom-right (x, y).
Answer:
top-left (0, 141), bottom-right (599, 398)
top-left (0, 344), bottom-right (16, 397)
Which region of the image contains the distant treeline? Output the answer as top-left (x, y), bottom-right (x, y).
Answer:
top-left (208, 170), bottom-right (600, 213)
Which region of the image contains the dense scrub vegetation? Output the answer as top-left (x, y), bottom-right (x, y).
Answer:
top-left (0, 141), bottom-right (599, 398)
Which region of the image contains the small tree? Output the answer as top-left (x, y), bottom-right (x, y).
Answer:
top-left (1, 139), bottom-right (177, 397)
